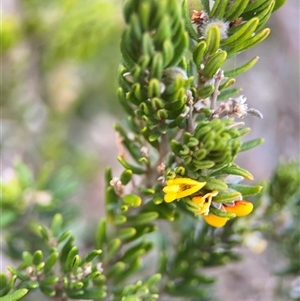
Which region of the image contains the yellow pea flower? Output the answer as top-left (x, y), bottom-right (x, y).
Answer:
top-left (224, 200), bottom-right (253, 216)
top-left (191, 190), bottom-right (218, 215)
top-left (203, 214), bottom-right (230, 228)
top-left (163, 178), bottom-right (206, 203)
top-left (203, 200), bottom-right (254, 228)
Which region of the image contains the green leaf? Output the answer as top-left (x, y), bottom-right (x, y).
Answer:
top-left (0, 274), bottom-right (7, 290)
top-left (154, 202), bottom-right (177, 221)
top-left (198, 84), bottom-right (214, 98)
top-left (240, 138), bottom-right (264, 152)
top-left (32, 250), bottom-right (43, 266)
top-left (154, 15), bottom-right (172, 46)
top-left (144, 273), bottom-right (162, 288)
top-left (40, 286), bottom-right (56, 297)
top-left (222, 17), bottom-right (259, 47)
top-left (65, 246), bottom-right (78, 272)
top-left (123, 194), bottom-right (142, 207)
top-left (21, 252), bottom-right (32, 268)
top-left (120, 29), bottom-right (136, 70)
top-left (37, 225), bottom-right (49, 242)
top-left (129, 14), bottom-right (142, 41)
top-left (40, 276), bottom-right (59, 286)
top-left (114, 259), bottom-right (141, 284)
top-left (105, 186), bottom-right (119, 214)
top-left (149, 130), bottom-right (161, 142)
top-left (202, 50), bottom-right (227, 79)
top-left (83, 249), bottom-right (102, 263)
top-left (123, 0), bottom-right (136, 23)
top-left (228, 28), bottom-right (270, 55)
top-left (182, 0), bottom-right (199, 41)
top-left (0, 289), bottom-right (28, 301)
top-left (191, 160), bottom-right (215, 170)
top-left (224, 0), bottom-right (250, 21)
top-left (118, 88), bottom-right (135, 115)
top-left (105, 167), bottom-right (113, 186)
top-left (219, 77), bottom-right (235, 91)
top-left (205, 25), bottom-right (221, 55)
top-left (199, 176), bottom-right (228, 191)
top-left (168, 31), bottom-right (189, 66)
top-left (26, 281), bottom-right (39, 289)
top-left (6, 267), bottom-right (28, 282)
top-left (138, 1), bottom-right (151, 31)
top-left (228, 184), bottom-right (263, 197)
top-left (217, 87), bottom-right (242, 100)
top-left (51, 213), bottom-right (63, 237)
top-left (209, 0), bottom-right (229, 19)
top-left (115, 215), bottom-right (127, 225)
top-left (209, 206), bottom-right (236, 218)
top-left (127, 212), bottom-right (159, 225)
top-left (211, 165), bottom-right (254, 180)
top-left (76, 288), bottom-right (107, 299)
top-left (43, 251), bottom-right (59, 274)
top-left (193, 41), bottom-right (207, 67)
top-left (121, 248), bottom-right (146, 264)
top-left (142, 32), bottom-right (155, 58)
top-left (60, 236), bottom-right (75, 269)
top-left (224, 56), bottom-right (259, 77)
top-left (243, 0), bottom-right (272, 13)
top-left (71, 255), bottom-right (81, 272)
top-left (254, 1), bottom-right (275, 31)
top-left (117, 156), bottom-right (145, 174)
top-left (114, 124), bottom-right (142, 162)
top-left (117, 227), bottom-right (137, 241)
top-left (107, 238), bottom-right (122, 261)
top-left (150, 52), bottom-right (164, 80)
top-left (212, 190), bottom-right (242, 203)
top-left (202, 0), bottom-right (210, 12)
top-left (162, 39), bottom-right (175, 67)
top-left (273, 0), bottom-right (286, 12)
top-left (106, 261), bottom-right (126, 278)
top-left (57, 230), bottom-right (71, 244)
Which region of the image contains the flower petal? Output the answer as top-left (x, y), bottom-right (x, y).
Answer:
top-left (203, 214), bottom-right (229, 228)
top-left (177, 184), bottom-right (203, 199)
top-left (191, 195), bottom-right (210, 215)
top-left (162, 185), bottom-right (180, 193)
top-left (163, 178), bottom-right (206, 203)
top-left (164, 193), bottom-right (178, 203)
top-left (224, 200), bottom-right (253, 216)
top-left (168, 178), bottom-right (206, 187)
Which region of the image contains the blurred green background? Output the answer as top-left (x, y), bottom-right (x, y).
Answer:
top-left (2, 0), bottom-right (299, 300)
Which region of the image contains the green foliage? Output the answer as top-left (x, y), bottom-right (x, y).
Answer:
top-left (3, 214), bottom-right (107, 300)
top-left (0, 289), bottom-right (28, 301)
top-left (2, 0), bottom-right (291, 300)
top-left (248, 160), bottom-right (300, 300)
top-left (1, 160), bottom-right (78, 259)
top-left (260, 160), bottom-right (300, 275)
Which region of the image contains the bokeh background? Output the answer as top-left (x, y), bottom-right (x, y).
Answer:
top-left (2, 0), bottom-right (299, 300)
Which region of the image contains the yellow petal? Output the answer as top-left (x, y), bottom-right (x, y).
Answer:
top-left (168, 178), bottom-right (206, 187)
top-left (203, 214), bottom-right (229, 228)
top-left (163, 178), bottom-right (207, 203)
top-left (177, 184), bottom-right (203, 199)
top-left (164, 193), bottom-right (177, 203)
top-left (162, 185), bottom-right (180, 193)
top-left (224, 200), bottom-right (253, 217)
top-left (191, 196), bottom-right (210, 215)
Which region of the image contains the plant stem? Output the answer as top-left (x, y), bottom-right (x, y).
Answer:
top-left (210, 69), bottom-right (224, 113)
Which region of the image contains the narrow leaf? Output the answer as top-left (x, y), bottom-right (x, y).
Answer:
top-left (240, 138), bottom-right (264, 152)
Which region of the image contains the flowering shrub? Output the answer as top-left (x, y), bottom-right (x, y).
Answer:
top-left (2, 0), bottom-right (293, 301)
